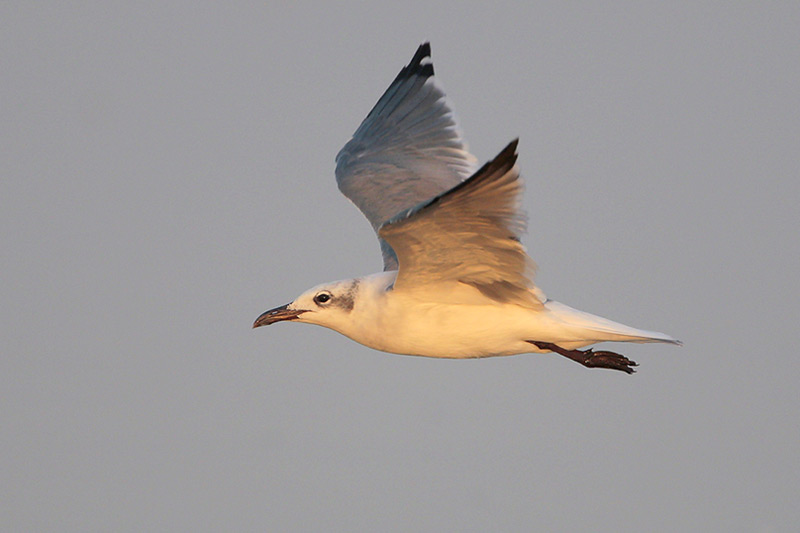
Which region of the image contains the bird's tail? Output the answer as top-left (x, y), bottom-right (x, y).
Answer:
top-left (545, 300), bottom-right (681, 345)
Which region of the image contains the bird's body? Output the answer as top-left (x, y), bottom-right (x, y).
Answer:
top-left (281, 270), bottom-right (676, 360)
top-left (254, 43), bottom-right (679, 373)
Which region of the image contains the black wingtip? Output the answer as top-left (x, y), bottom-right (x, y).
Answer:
top-left (410, 42), bottom-right (431, 65)
top-left (503, 138), bottom-right (520, 158)
top-left (485, 138), bottom-right (520, 173)
top-left (404, 42), bottom-right (434, 78)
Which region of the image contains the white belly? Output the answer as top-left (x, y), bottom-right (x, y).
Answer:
top-left (347, 297), bottom-right (580, 358)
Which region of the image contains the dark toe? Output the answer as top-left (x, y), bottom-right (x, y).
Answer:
top-left (587, 350), bottom-right (638, 374)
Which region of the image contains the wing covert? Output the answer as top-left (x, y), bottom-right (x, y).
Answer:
top-left (379, 140), bottom-right (541, 309)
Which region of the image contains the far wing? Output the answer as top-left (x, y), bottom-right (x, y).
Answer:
top-left (379, 140), bottom-right (541, 309)
top-left (335, 43), bottom-right (478, 271)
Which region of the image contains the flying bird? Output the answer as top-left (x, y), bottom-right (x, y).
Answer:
top-left (254, 43), bottom-right (679, 373)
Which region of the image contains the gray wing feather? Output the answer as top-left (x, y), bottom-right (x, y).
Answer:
top-left (335, 43), bottom-right (478, 271)
top-left (379, 140), bottom-right (541, 309)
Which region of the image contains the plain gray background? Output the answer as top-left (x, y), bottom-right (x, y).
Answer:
top-left (3, 2), bottom-right (799, 531)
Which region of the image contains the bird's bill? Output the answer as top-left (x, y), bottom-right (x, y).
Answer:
top-left (252, 304), bottom-right (307, 328)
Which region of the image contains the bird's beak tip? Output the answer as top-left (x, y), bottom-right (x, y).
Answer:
top-left (253, 303), bottom-right (306, 328)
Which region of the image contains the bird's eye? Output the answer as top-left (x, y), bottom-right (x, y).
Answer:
top-left (314, 292), bottom-right (332, 305)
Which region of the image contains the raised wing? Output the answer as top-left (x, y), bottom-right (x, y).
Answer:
top-left (379, 140), bottom-right (541, 309)
top-left (335, 43), bottom-right (478, 271)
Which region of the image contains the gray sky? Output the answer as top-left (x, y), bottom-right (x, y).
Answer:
top-left (2, 2), bottom-right (799, 531)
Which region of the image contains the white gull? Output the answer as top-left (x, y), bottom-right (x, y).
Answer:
top-left (254, 43), bottom-right (679, 373)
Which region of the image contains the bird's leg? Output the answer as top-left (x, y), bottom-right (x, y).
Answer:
top-left (527, 341), bottom-right (638, 374)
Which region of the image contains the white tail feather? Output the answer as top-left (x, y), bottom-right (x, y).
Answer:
top-left (545, 300), bottom-right (681, 345)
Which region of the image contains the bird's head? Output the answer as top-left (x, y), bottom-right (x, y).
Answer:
top-left (252, 278), bottom-right (362, 331)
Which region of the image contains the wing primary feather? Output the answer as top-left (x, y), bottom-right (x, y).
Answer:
top-left (362, 43), bottom-right (433, 126)
top-left (335, 44), bottom-right (479, 271)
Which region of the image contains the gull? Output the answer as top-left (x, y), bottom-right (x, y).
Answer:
top-left (254, 43), bottom-right (679, 373)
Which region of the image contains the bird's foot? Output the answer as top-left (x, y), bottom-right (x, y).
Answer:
top-left (528, 341), bottom-right (638, 374)
top-left (580, 349), bottom-right (638, 374)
